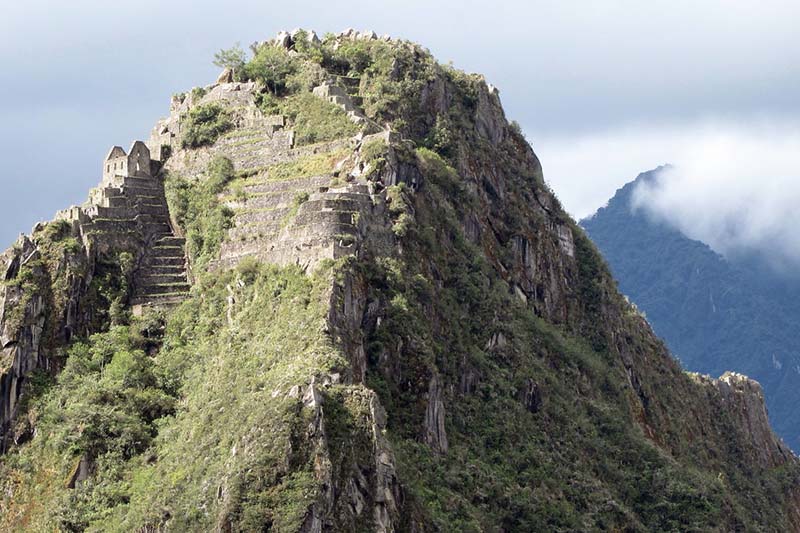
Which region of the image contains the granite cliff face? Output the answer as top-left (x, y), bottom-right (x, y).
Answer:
top-left (0, 30), bottom-right (798, 532)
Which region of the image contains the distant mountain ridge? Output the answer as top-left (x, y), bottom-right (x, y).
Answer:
top-left (582, 167), bottom-right (800, 451)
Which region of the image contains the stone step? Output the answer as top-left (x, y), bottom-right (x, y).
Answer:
top-left (149, 253), bottom-right (186, 263)
top-left (135, 204), bottom-right (169, 217)
top-left (152, 243), bottom-right (184, 252)
top-left (123, 185), bottom-right (167, 199)
top-left (234, 206), bottom-right (292, 226)
top-left (284, 221), bottom-right (357, 241)
top-left (143, 246), bottom-right (185, 257)
top-left (105, 196), bottom-right (129, 208)
top-left (228, 223), bottom-right (282, 242)
top-left (122, 176), bottom-right (163, 189)
top-left (95, 206), bottom-right (136, 219)
top-left (155, 236), bottom-right (186, 247)
top-left (294, 210), bottom-right (357, 226)
top-left (303, 198), bottom-right (364, 213)
top-left (143, 264), bottom-right (186, 275)
top-left (232, 191), bottom-right (296, 211)
top-left (130, 198), bottom-right (165, 207)
top-left (139, 273), bottom-right (188, 286)
top-left (242, 175), bottom-right (333, 195)
top-left (83, 219), bottom-right (138, 232)
top-left (136, 282), bottom-right (191, 296)
top-left (331, 184), bottom-right (370, 195)
top-left (147, 256), bottom-right (185, 267)
top-left (138, 219), bottom-right (172, 235)
top-left (131, 293), bottom-right (188, 309)
top-left (133, 212), bottom-right (171, 222)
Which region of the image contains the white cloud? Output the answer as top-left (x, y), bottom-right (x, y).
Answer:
top-left (536, 119), bottom-right (800, 268)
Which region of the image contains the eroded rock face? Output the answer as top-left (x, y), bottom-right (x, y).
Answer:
top-left (0, 148), bottom-right (189, 448)
top-left (0, 238), bottom-right (48, 447)
top-left (703, 371), bottom-right (794, 468)
top-left (423, 375), bottom-right (448, 454)
top-left (294, 382), bottom-right (401, 532)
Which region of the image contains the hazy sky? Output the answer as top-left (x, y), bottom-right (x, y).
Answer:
top-left (2, 0), bottom-right (799, 259)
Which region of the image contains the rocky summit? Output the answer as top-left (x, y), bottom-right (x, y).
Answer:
top-left (0, 29), bottom-right (799, 532)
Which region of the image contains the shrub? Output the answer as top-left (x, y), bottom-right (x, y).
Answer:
top-left (213, 44), bottom-right (246, 72)
top-left (360, 137), bottom-right (386, 162)
top-left (181, 103), bottom-right (233, 149)
top-left (164, 161), bottom-right (236, 270)
top-left (280, 92), bottom-right (359, 146)
top-left (206, 155), bottom-right (235, 193)
top-left (424, 114), bottom-right (455, 158)
top-left (293, 191), bottom-right (310, 206)
top-left (243, 45), bottom-right (297, 95)
top-left (291, 30), bottom-right (324, 64)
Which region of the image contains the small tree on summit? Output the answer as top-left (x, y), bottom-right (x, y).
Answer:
top-left (213, 44), bottom-right (247, 72)
top-left (243, 45), bottom-right (297, 95)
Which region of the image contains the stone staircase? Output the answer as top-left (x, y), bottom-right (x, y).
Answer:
top-left (333, 75), bottom-right (363, 107)
top-left (121, 179), bottom-right (190, 312)
top-left (131, 232), bottom-right (190, 311)
top-left (84, 174), bottom-right (190, 312)
top-left (217, 175), bottom-right (381, 271)
top-left (55, 141), bottom-right (191, 314)
top-left (312, 75), bottom-right (377, 130)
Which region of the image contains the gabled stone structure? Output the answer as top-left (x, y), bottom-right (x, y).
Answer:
top-left (102, 141), bottom-right (152, 185)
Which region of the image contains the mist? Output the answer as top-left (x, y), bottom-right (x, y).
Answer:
top-left (623, 121), bottom-right (800, 270)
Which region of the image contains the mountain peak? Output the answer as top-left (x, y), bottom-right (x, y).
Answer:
top-left (1, 34), bottom-right (798, 531)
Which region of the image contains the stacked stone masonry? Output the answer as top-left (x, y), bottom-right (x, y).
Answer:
top-left (57, 142), bottom-right (190, 312)
top-left (147, 74), bottom-right (396, 273)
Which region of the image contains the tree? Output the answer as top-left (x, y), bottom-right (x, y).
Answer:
top-left (243, 45), bottom-right (297, 95)
top-left (213, 44), bottom-right (246, 71)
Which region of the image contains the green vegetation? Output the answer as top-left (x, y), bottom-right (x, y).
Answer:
top-left (213, 43), bottom-right (246, 72)
top-left (0, 262), bottom-right (350, 531)
top-left (1, 32), bottom-right (798, 533)
top-left (243, 45), bottom-right (308, 96)
top-left (266, 149), bottom-right (348, 182)
top-left (1, 220), bottom-right (135, 343)
top-left (278, 92), bottom-right (358, 145)
top-left (165, 156), bottom-right (235, 270)
top-left (181, 103), bottom-right (233, 149)
top-left (582, 170), bottom-right (800, 451)
top-left (338, 143), bottom-right (795, 531)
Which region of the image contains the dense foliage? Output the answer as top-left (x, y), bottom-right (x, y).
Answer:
top-left (164, 156), bottom-right (235, 270)
top-left (0, 263), bottom-right (345, 531)
top-left (181, 103), bottom-right (233, 149)
top-left (346, 148), bottom-right (776, 531)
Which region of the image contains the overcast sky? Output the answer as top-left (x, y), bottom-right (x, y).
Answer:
top-left (2, 0), bottom-right (799, 261)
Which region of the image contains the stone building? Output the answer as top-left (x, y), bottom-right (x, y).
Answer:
top-left (102, 141), bottom-right (152, 185)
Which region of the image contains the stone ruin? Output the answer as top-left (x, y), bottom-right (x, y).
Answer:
top-left (56, 142), bottom-right (189, 313)
top-left (102, 141), bottom-right (153, 185)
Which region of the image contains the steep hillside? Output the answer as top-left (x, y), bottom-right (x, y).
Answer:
top-left (1, 30), bottom-right (799, 532)
top-left (582, 168), bottom-right (800, 452)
